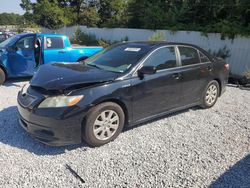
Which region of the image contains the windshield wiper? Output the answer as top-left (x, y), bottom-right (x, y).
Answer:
top-left (86, 63), bottom-right (102, 70)
top-left (86, 63), bottom-right (123, 73)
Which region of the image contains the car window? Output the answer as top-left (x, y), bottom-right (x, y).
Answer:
top-left (16, 37), bottom-right (34, 50)
top-left (0, 35), bottom-right (18, 48)
top-left (46, 37), bottom-right (64, 49)
top-left (178, 46), bottom-right (200, 66)
top-left (143, 47), bottom-right (177, 70)
top-left (199, 51), bottom-right (210, 63)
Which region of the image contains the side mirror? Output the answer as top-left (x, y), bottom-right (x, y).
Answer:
top-left (138, 66), bottom-right (156, 75)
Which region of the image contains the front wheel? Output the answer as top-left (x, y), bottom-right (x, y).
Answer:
top-left (0, 68), bottom-right (6, 85)
top-left (83, 102), bottom-right (125, 147)
top-left (201, 80), bottom-right (220, 109)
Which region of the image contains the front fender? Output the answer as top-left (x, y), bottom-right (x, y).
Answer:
top-left (70, 80), bottom-right (133, 124)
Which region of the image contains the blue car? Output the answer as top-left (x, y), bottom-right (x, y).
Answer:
top-left (0, 33), bottom-right (103, 85)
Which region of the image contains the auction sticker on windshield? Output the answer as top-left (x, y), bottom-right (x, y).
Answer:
top-left (124, 48), bottom-right (141, 52)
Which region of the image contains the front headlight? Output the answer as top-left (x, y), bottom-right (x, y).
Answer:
top-left (38, 95), bottom-right (84, 108)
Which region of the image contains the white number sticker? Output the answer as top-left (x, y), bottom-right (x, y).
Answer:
top-left (125, 48), bottom-right (141, 52)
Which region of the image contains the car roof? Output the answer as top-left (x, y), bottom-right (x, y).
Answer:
top-left (14, 33), bottom-right (65, 38)
top-left (121, 41), bottom-right (216, 62)
top-left (15, 33), bottom-right (35, 38)
top-left (37, 33), bottom-right (65, 37)
top-left (122, 41), bottom-right (213, 58)
top-left (123, 41), bottom-right (202, 49)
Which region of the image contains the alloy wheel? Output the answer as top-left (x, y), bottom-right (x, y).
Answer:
top-left (205, 84), bottom-right (218, 105)
top-left (93, 110), bottom-right (120, 141)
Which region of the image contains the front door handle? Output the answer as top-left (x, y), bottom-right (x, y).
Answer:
top-left (172, 73), bottom-right (181, 80)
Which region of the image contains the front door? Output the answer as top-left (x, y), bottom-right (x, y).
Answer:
top-left (131, 46), bottom-right (182, 122)
top-left (8, 36), bottom-right (35, 76)
top-left (43, 36), bottom-right (69, 64)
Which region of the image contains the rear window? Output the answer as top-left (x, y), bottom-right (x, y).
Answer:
top-left (46, 37), bottom-right (64, 49)
top-left (179, 46), bottom-right (200, 66)
top-left (199, 51), bottom-right (210, 63)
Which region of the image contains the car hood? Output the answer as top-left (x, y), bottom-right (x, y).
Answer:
top-left (30, 62), bottom-right (119, 91)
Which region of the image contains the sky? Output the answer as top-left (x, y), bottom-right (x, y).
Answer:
top-left (0, 0), bottom-right (35, 15)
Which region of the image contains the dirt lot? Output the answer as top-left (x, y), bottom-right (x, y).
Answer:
top-left (0, 80), bottom-right (249, 187)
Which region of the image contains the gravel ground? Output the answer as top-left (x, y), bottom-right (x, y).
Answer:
top-left (0, 80), bottom-right (249, 188)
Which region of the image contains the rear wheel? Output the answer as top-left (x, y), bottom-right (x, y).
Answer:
top-left (0, 68), bottom-right (6, 85)
top-left (201, 80), bottom-right (220, 109)
top-left (83, 102), bottom-right (125, 147)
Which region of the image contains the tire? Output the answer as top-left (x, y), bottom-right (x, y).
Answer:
top-left (0, 68), bottom-right (6, 85)
top-left (83, 102), bottom-right (125, 147)
top-left (238, 76), bottom-right (248, 86)
top-left (200, 80), bottom-right (220, 109)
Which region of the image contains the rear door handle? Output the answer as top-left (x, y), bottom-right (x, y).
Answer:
top-left (172, 73), bottom-right (181, 80)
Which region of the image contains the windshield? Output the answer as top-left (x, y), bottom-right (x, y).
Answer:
top-left (0, 35), bottom-right (18, 48)
top-left (84, 43), bottom-right (152, 73)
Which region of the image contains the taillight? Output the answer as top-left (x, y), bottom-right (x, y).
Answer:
top-left (224, 63), bottom-right (229, 70)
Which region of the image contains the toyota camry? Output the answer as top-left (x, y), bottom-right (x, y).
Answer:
top-left (17, 42), bottom-right (229, 147)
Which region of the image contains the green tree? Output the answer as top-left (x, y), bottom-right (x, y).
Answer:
top-left (78, 7), bottom-right (100, 27)
top-left (33, 0), bottom-right (68, 29)
top-left (143, 0), bottom-right (167, 29)
top-left (127, 0), bottom-right (146, 28)
top-left (55, 0), bottom-right (100, 26)
top-left (0, 13), bottom-right (23, 25)
top-left (149, 32), bottom-right (166, 41)
top-left (98, 0), bottom-right (129, 27)
top-left (17, 0), bottom-right (250, 37)
top-left (128, 0), bottom-right (167, 29)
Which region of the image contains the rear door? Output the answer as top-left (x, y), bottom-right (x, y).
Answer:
top-left (131, 46), bottom-right (182, 122)
top-left (43, 36), bottom-right (70, 64)
top-left (8, 36), bottom-right (35, 76)
top-left (177, 46), bottom-right (213, 105)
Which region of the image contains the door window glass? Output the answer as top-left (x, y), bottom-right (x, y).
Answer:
top-left (16, 37), bottom-right (34, 50)
top-left (144, 47), bottom-right (177, 70)
top-left (46, 37), bottom-right (64, 49)
top-left (199, 51), bottom-right (210, 63)
top-left (179, 47), bottom-right (200, 66)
